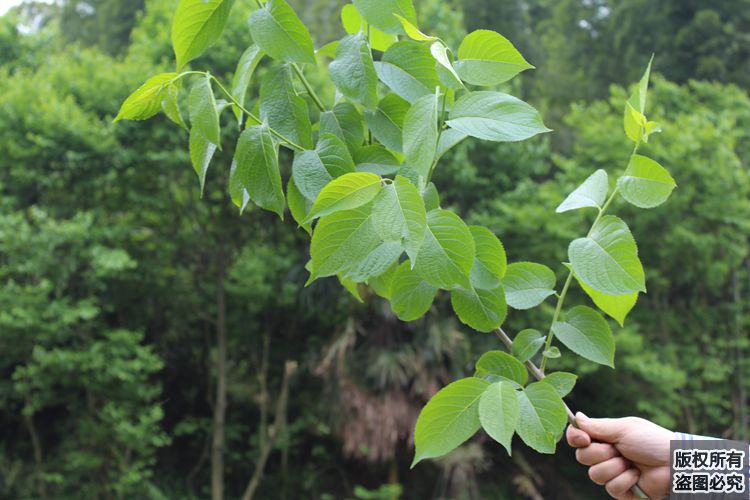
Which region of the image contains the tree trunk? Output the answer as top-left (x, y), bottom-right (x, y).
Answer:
top-left (23, 409), bottom-right (47, 499)
top-left (241, 360), bottom-right (297, 500)
top-left (211, 261), bottom-right (228, 500)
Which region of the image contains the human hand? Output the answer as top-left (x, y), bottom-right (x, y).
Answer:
top-left (566, 412), bottom-right (673, 499)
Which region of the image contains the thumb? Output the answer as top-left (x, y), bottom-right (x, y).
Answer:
top-left (575, 412), bottom-right (626, 443)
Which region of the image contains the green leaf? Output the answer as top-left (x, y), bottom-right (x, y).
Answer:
top-left (320, 102), bottom-right (365, 154)
top-left (542, 347), bottom-right (561, 359)
top-left (502, 262), bottom-right (556, 310)
top-left (451, 284), bottom-right (507, 333)
top-left (511, 329), bottom-right (544, 363)
top-left (305, 172), bottom-right (382, 221)
top-left (569, 215), bottom-right (646, 295)
top-left (629, 55), bottom-right (653, 115)
top-left (623, 57), bottom-right (653, 142)
top-left (516, 381), bottom-right (567, 454)
top-left (422, 182), bottom-right (440, 211)
top-left (395, 14), bottom-right (435, 41)
top-left (542, 372), bottom-right (577, 398)
top-left (232, 124), bottom-right (285, 218)
top-left (474, 350), bottom-right (527, 386)
top-left (189, 126), bottom-right (217, 196)
top-left (617, 155), bottom-right (676, 209)
top-left (287, 177), bottom-right (312, 235)
top-left (644, 120), bottom-right (662, 141)
top-left (315, 133), bottom-right (356, 178)
top-left (339, 275), bottom-right (364, 303)
top-left (172, 0), bottom-right (234, 70)
top-left (292, 133), bottom-right (355, 201)
top-left (390, 261), bottom-right (438, 321)
top-left (414, 209), bottom-right (475, 290)
top-left (248, 0), bottom-right (315, 65)
top-left (372, 176), bottom-right (426, 262)
top-left (623, 102), bottom-right (646, 143)
top-left (354, 145), bottom-right (401, 175)
top-left (316, 40), bottom-right (339, 59)
top-left (340, 4), bottom-right (364, 35)
top-left (368, 261), bottom-right (399, 300)
top-left (364, 93), bottom-right (410, 153)
top-left (345, 242), bottom-right (402, 282)
top-left (329, 33), bottom-right (378, 109)
top-left (565, 263), bottom-right (637, 327)
top-left (455, 29), bottom-right (533, 86)
top-left (308, 205), bottom-right (401, 282)
top-left (430, 42), bottom-right (463, 88)
top-left (583, 286), bottom-right (637, 327)
top-left (447, 91), bottom-right (550, 142)
top-left (374, 41), bottom-right (441, 103)
top-left (556, 169), bottom-right (609, 213)
top-left (436, 128), bottom-right (468, 161)
top-left (215, 98), bottom-right (231, 114)
top-left (469, 226), bottom-right (507, 290)
top-left (189, 75), bottom-right (221, 146)
top-left (479, 381), bottom-right (519, 455)
top-left (551, 305), bottom-right (615, 367)
top-left (397, 164), bottom-right (421, 187)
top-left (412, 377), bottom-right (489, 466)
top-left (291, 151), bottom-right (332, 202)
top-left (161, 82), bottom-right (187, 129)
top-left (403, 91), bottom-right (439, 181)
top-left (352, 0), bottom-right (417, 35)
top-left (228, 160), bottom-right (250, 213)
top-left (231, 44), bottom-right (263, 123)
top-left (260, 65), bottom-right (313, 149)
top-left (115, 73), bottom-right (178, 122)
top-left (340, 4), bottom-right (396, 52)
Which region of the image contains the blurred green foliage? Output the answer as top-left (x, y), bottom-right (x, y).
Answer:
top-left (0, 0), bottom-right (748, 498)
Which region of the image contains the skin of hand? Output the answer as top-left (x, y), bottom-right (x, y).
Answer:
top-left (566, 412), bottom-right (673, 500)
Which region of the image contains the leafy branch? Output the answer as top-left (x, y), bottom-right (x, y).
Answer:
top-left (540, 139), bottom-right (640, 372)
top-left (113, 1), bottom-right (674, 499)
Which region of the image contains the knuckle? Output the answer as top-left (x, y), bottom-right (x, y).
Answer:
top-left (611, 456), bottom-right (628, 469)
top-left (623, 416), bottom-right (645, 427)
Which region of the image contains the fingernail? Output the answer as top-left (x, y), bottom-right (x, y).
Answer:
top-left (576, 411), bottom-right (589, 423)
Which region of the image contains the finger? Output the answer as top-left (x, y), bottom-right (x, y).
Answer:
top-left (566, 425), bottom-right (591, 448)
top-left (576, 412), bottom-right (626, 443)
top-left (588, 456), bottom-right (631, 485)
top-left (576, 442), bottom-right (620, 466)
top-left (605, 468), bottom-right (640, 499)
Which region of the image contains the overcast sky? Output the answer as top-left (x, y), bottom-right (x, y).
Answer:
top-left (0, 0), bottom-right (53, 16)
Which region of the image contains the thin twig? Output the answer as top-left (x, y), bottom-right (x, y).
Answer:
top-left (291, 63), bottom-right (326, 112)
